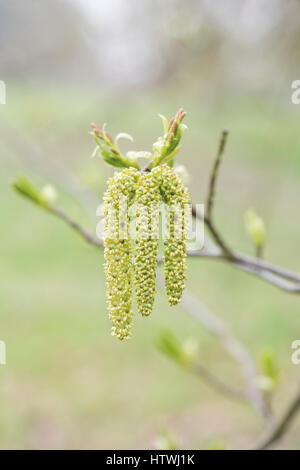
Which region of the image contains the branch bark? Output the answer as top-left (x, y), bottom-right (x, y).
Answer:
top-left (203, 130), bottom-right (233, 257)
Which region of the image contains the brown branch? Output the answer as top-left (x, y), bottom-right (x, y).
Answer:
top-left (252, 385), bottom-right (300, 449)
top-left (188, 248), bottom-right (300, 293)
top-left (49, 205), bottom-right (103, 248)
top-left (207, 130), bottom-right (228, 220)
top-left (203, 130), bottom-right (233, 258)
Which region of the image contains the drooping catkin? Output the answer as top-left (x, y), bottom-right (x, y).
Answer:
top-left (103, 168), bottom-right (140, 339)
top-left (134, 173), bottom-right (161, 317)
top-left (152, 165), bottom-right (190, 306)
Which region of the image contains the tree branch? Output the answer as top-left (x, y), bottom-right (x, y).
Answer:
top-left (33, 200), bottom-right (300, 294)
top-left (48, 205), bottom-right (103, 248)
top-left (190, 362), bottom-right (247, 403)
top-left (252, 384), bottom-right (300, 449)
top-left (203, 130), bottom-right (233, 258)
top-left (188, 248), bottom-right (300, 293)
top-left (180, 290), bottom-right (270, 421)
top-left (207, 130), bottom-right (228, 220)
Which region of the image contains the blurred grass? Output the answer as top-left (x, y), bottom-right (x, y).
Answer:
top-left (0, 84), bottom-right (300, 449)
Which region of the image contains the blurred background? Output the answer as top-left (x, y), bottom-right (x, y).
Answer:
top-left (1, 0), bottom-right (300, 449)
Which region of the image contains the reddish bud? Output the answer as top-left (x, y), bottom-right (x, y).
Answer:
top-left (91, 122), bottom-right (103, 136)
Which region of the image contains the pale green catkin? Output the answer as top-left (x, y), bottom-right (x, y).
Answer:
top-left (152, 165), bottom-right (190, 306)
top-left (104, 164), bottom-right (189, 337)
top-left (134, 173), bottom-right (161, 317)
top-left (103, 168), bottom-right (140, 339)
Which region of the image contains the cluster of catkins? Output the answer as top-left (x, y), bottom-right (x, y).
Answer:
top-left (103, 164), bottom-right (190, 340)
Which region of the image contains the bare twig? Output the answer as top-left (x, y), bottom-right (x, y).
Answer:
top-left (180, 290), bottom-right (271, 421)
top-left (207, 130), bottom-right (228, 220)
top-left (190, 362), bottom-right (247, 403)
top-left (49, 205), bottom-right (103, 248)
top-left (188, 248), bottom-right (300, 293)
top-left (253, 385), bottom-right (300, 449)
top-left (203, 130), bottom-right (233, 258)
top-left (256, 244), bottom-right (263, 260)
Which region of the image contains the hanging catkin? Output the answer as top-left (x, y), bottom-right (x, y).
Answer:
top-left (152, 165), bottom-right (190, 306)
top-left (103, 168), bottom-right (140, 339)
top-left (134, 173), bottom-right (161, 317)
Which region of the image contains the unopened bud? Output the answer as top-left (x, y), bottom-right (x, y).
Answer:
top-left (245, 209), bottom-right (266, 247)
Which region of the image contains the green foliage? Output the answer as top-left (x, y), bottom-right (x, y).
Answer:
top-left (155, 430), bottom-right (179, 450)
top-left (150, 108), bottom-right (187, 168)
top-left (244, 208), bottom-right (266, 248)
top-left (91, 122), bottom-right (140, 169)
top-left (260, 347), bottom-right (279, 388)
top-left (12, 175), bottom-right (52, 209)
top-left (91, 109), bottom-right (187, 171)
top-left (157, 330), bottom-right (198, 367)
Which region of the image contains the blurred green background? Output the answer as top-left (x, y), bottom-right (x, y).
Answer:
top-left (1, 0), bottom-right (300, 449)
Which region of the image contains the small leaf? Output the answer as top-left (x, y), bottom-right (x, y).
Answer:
top-left (90, 145), bottom-right (99, 159)
top-left (158, 113), bottom-right (169, 134)
top-left (12, 175), bottom-right (49, 209)
top-left (157, 330), bottom-right (196, 367)
top-left (260, 347), bottom-right (279, 384)
top-left (245, 209), bottom-right (266, 247)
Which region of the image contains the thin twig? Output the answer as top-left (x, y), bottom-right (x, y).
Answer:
top-left (256, 244), bottom-right (263, 260)
top-left (252, 385), bottom-right (300, 449)
top-left (207, 130), bottom-right (228, 220)
top-left (180, 290), bottom-right (270, 421)
top-left (49, 205), bottom-right (103, 248)
top-left (203, 130), bottom-right (233, 258)
top-left (187, 249), bottom-right (300, 293)
top-left (190, 362), bottom-right (247, 403)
